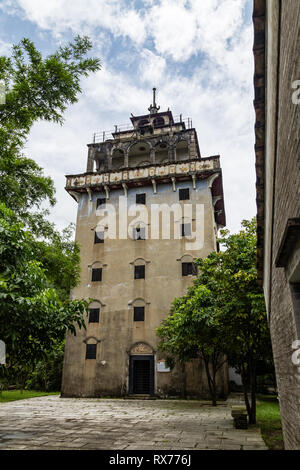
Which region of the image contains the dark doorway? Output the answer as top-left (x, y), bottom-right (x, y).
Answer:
top-left (129, 355), bottom-right (154, 395)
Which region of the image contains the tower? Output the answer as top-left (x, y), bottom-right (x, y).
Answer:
top-left (61, 90), bottom-right (227, 397)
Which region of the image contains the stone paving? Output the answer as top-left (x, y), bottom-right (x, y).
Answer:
top-left (0, 396), bottom-right (267, 450)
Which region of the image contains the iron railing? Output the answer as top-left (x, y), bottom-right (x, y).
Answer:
top-left (92, 116), bottom-right (193, 143)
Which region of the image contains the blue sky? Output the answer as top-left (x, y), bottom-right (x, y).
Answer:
top-left (0, 0), bottom-right (255, 234)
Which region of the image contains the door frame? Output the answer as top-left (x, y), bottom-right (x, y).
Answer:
top-left (129, 355), bottom-right (154, 395)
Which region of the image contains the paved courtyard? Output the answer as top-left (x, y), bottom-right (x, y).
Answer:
top-left (0, 396), bottom-right (267, 450)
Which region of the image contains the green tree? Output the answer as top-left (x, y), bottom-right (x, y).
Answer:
top-left (0, 35), bottom-right (100, 234)
top-left (157, 285), bottom-right (227, 405)
top-left (0, 36), bottom-right (100, 388)
top-left (157, 218), bottom-right (272, 423)
top-left (0, 203), bottom-right (87, 390)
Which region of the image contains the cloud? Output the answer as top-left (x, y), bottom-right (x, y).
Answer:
top-left (1, 0), bottom-right (256, 235)
top-left (11, 0), bottom-right (146, 43)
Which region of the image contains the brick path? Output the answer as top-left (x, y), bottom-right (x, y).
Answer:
top-left (0, 396), bottom-right (267, 450)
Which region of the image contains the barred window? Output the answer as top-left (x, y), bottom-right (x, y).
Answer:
top-left (89, 308), bottom-right (100, 323)
top-left (134, 265), bottom-right (145, 279)
top-left (179, 188), bottom-right (190, 200)
top-left (86, 344), bottom-right (97, 359)
top-left (96, 198), bottom-right (106, 208)
top-left (92, 268), bottom-right (102, 282)
top-left (94, 231), bottom-right (104, 244)
top-left (134, 306), bottom-right (145, 321)
top-left (136, 193), bottom-right (146, 205)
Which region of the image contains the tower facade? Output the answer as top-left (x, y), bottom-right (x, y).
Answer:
top-left (61, 92), bottom-right (227, 397)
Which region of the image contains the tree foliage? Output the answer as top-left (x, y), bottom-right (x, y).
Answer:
top-left (0, 36), bottom-right (100, 388)
top-left (157, 219), bottom-right (272, 422)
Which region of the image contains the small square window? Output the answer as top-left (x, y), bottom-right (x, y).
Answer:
top-left (134, 306), bottom-right (145, 321)
top-left (86, 344), bottom-right (97, 359)
top-left (133, 226), bottom-right (146, 240)
top-left (96, 198), bottom-right (106, 209)
top-left (182, 262), bottom-right (197, 276)
top-left (94, 231), bottom-right (104, 244)
top-left (179, 188), bottom-right (190, 200)
top-left (89, 308), bottom-right (100, 323)
top-left (136, 193), bottom-right (146, 205)
top-left (92, 268), bottom-right (102, 282)
top-left (181, 223), bottom-right (191, 237)
top-left (134, 265), bottom-right (145, 279)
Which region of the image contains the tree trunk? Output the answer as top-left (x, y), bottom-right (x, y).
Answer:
top-left (202, 352), bottom-right (217, 406)
top-left (249, 365), bottom-right (257, 424)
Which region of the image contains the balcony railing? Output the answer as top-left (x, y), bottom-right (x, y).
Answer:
top-left (92, 116), bottom-right (193, 143)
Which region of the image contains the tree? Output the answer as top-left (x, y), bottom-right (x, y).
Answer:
top-left (156, 218), bottom-right (273, 423)
top-left (0, 35), bottom-right (100, 235)
top-left (157, 285), bottom-right (227, 405)
top-left (0, 203), bottom-right (88, 390)
top-left (0, 36), bottom-right (100, 388)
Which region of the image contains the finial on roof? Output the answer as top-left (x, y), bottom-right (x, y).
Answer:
top-left (148, 87), bottom-right (160, 114)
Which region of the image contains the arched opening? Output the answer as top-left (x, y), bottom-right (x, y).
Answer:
top-left (154, 141), bottom-right (169, 164)
top-left (128, 141), bottom-right (151, 168)
top-left (153, 116), bottom-right (165, 128)
top-left (95, 150), bottom-right (106, 172)
top-left (111, 148), bottom-right (125, 170)
top-left (176, 139), bottom-right (189, 161)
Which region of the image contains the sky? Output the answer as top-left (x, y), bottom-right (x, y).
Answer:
top-left (0, 0), bottom-right (255, 235)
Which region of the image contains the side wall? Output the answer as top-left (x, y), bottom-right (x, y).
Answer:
top-left (265, 0), bottom-right (300, 449)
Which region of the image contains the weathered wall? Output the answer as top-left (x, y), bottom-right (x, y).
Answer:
top-left (264, 0), bottom-right (300, 449)
top-left (61, 178), bottom-right (227, 398)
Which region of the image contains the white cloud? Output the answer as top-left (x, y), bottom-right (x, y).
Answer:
top-left (0, 38), bottom-right (12, 55)
top-left (12, 0), bottom-right (146, 43)
top-left (139, 49), bottom-right (166, 85)
top-left (2, 0), bottom-right (256, 235)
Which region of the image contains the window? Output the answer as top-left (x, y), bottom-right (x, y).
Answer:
top-left (86, 344), bottom-right (97, 359)
top-left (182, 262), bottom-right (197, 276)
top-left (136, 193), bottom-right (146, 205)
top-left (181, 223), bottom-right (191, 237)
top-left (134, 306), bottom-right (145, 321)
top-left (94, 231), bottom-right (104, 244)
top-left (134, 265), bottom-right (145, 279)
top-left (133, 226), bottom-right (146, 240)
top-left (179, 188), bottom-right (190, 200)
top-left (92, 268), bottom-right (102, 282)
top-left (96, 198), bottom-right (106, 208)
top-left (89, 308), bottom-right (100, 323)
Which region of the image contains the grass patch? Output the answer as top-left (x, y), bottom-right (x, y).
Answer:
top-left (256, 395), bottom-right (284, 450)
top-left (0, 390), bottom-right (59, 403)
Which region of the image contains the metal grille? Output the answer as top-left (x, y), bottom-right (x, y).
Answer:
top-left (134, 265), bottom-right (145, 279)
top-left (133, 360), bottom-right (151, 394)
top-left (89, 308), bottom-right (100, 323)
top-left (86, 344), bottom-right (97, 359)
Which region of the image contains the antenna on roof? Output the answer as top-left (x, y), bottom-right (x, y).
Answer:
top-left (148, 87), bottom-right (160, 114)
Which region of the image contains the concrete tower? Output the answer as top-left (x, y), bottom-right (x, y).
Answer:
top-left (61, 90), bottom-right (227, 397)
